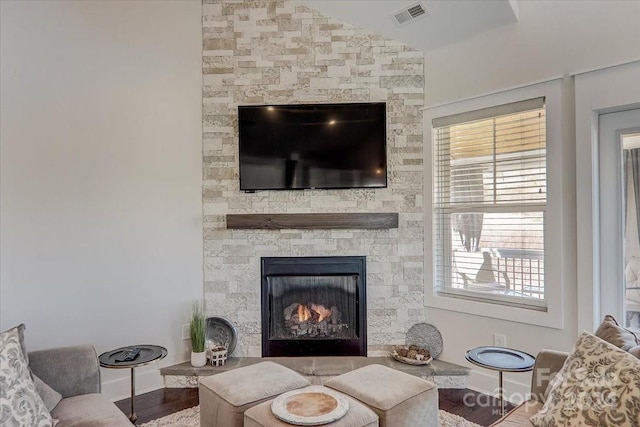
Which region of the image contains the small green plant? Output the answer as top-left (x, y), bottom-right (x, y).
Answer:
top-left (190, 301), bottom-right (205, 353)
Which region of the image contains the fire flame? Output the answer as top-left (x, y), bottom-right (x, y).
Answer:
top-left (297, 304), bottom-right (311, 322)
top-left (310, 303), bottom-right (332, 322)
top-left (296, 303), bottom-right (332, 322)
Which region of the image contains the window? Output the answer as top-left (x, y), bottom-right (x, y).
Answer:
top-left (432, 98), bottom-right (547, 310)
top-left (623, 131), bottom-right (640, 333)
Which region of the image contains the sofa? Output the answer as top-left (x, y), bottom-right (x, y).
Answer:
top-left (0, 324), bottom-right (131, 427)
top-left (29, 344), bottom-right (132, 426)
top-left (491, 316), bottom-right (640, 426)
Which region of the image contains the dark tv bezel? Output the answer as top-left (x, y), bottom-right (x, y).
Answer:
top-left (237, 102), bottom-right (388, 192)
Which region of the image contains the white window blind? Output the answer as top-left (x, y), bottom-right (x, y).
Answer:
top-left (433, 97), bottom-right (546, 309)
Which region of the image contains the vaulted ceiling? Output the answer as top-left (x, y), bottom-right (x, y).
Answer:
top-left (296, 0), bottom-right (519, 52)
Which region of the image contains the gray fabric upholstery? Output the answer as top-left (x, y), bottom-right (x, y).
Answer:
top-left (51, 394), bottom-right (131, 427)
top-left (244, 387), bottom-right (379, 427)
top-left (489, 401), bottom-right (542, 427)
top-left (324, 364), bottom-right (438, 427)
top-left (199, 361), bottom-right (310, 427)
top-left (28, 345), bottom-right (130, 426)
top-left (32, 373), bottom-right (63, 411)
top-left (8, 332), bottom-right (128, 426)
top-left (528, 349), bottom-right (569, 403)
top-left (28, 345), bottom-right (100, 398)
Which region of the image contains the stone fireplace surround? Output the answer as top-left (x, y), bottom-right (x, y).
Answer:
top-left (202, 0), bottom-right (425, 358)
top-left (161, 356), bottom-right (469, 389)
top-left (159, 0), bottom-right (469, 393)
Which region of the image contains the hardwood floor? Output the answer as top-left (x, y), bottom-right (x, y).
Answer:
top-left (115, 387), bottom-right (512, 426)
top-left (115, 388), bottom-right (198, 425)
top-left (439, 388), bottom-right (514, 426)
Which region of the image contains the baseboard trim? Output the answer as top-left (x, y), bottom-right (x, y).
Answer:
top-left (101, 367), bottom-right (170, 401)
top-left (466, 368), bottom-right (531, 405)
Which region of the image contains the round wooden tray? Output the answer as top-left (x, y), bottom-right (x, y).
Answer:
top-left (271, 386), bottom-right (349, 426)
top-left (391, 350), bottom-right (433, 365)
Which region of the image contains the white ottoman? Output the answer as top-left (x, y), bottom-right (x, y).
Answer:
top-left (244, 385), bottom-right (379, 427)
top-left (324, 364), bottom-right (438, 427)
top-left (199, 361), bottom-right (310, 427)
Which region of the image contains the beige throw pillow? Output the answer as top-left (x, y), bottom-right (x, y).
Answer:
top-left (530, 332), bottom-right (640, 426)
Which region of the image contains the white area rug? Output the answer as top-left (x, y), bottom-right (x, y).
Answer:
top-left (139, 405), bottom-right (482, 427)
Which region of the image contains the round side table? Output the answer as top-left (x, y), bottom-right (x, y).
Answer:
top-left (465, 346), bottom-right (535, 417)
top-left (99, 344), bottom-right (167, 423)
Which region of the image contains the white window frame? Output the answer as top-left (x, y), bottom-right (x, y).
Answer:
top-left (424, 80), bottom-right (564, 329)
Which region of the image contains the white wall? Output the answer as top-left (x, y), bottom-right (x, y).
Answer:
top-left (0, 0), bottom-right (203, 400)
top-left (423, 1), bottom-right (640, 400)
top-left (425, 0), bottom-right (640, 107)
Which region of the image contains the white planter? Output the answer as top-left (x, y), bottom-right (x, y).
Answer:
top-left (190, 351), bottom-right (207, 367)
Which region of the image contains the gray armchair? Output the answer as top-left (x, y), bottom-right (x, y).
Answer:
top-left (490, 349), bottom-right (569, 426)
top-left (28, 345), bottom-right (131, 426)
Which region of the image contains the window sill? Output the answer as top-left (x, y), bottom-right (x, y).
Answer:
top-left (425, 289), bottom-right (563, 329)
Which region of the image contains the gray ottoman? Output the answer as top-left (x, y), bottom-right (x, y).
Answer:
top-left (244, 385), bottom-right (379, 427)
top-left (199, 361), bottom-right (310, 427)
top-left (324, 364), bottom-right (438, 427)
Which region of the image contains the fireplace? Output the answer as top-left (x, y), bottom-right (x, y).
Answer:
top-left (261, 256), bottom-right (367, 357)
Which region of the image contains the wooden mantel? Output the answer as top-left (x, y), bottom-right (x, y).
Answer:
top-left (226, 213), bottom-right (398, 230)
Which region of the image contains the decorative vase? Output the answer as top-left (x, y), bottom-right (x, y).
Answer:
top-left (190, 350), bottom-right (207, 367)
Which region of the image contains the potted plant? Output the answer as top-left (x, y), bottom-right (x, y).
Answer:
top-left (189, 301), bottom-right (206, 367)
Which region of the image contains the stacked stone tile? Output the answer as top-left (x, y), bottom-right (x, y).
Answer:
top-left (202, 0), bottom-right (425, 356)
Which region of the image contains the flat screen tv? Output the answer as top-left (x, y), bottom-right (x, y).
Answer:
top-left (238, 102), bottom-right (387, 191)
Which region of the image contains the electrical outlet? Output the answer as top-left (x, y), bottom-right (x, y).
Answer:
top-left (181, 324), bottom-right (190, 341)
top-left (493, 333), bottom-right (507, 347)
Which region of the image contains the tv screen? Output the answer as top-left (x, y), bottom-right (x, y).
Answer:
top-left (238, 102), bottom-right (387, 191)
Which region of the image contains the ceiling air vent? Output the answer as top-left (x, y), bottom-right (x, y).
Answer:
top-left (391, 2), bottom-right (428, 27)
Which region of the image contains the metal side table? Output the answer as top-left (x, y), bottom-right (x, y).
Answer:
top-left (99, 345), bottom-right (167, 423)
top-left (465, 346), bottom-right (535, 417)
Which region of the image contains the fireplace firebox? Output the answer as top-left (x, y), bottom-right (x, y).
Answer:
top-left (261, 256), bottom-right (367, 357)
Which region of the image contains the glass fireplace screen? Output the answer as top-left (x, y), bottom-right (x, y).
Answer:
top-left (268, 275), bottom-right (358, 340)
